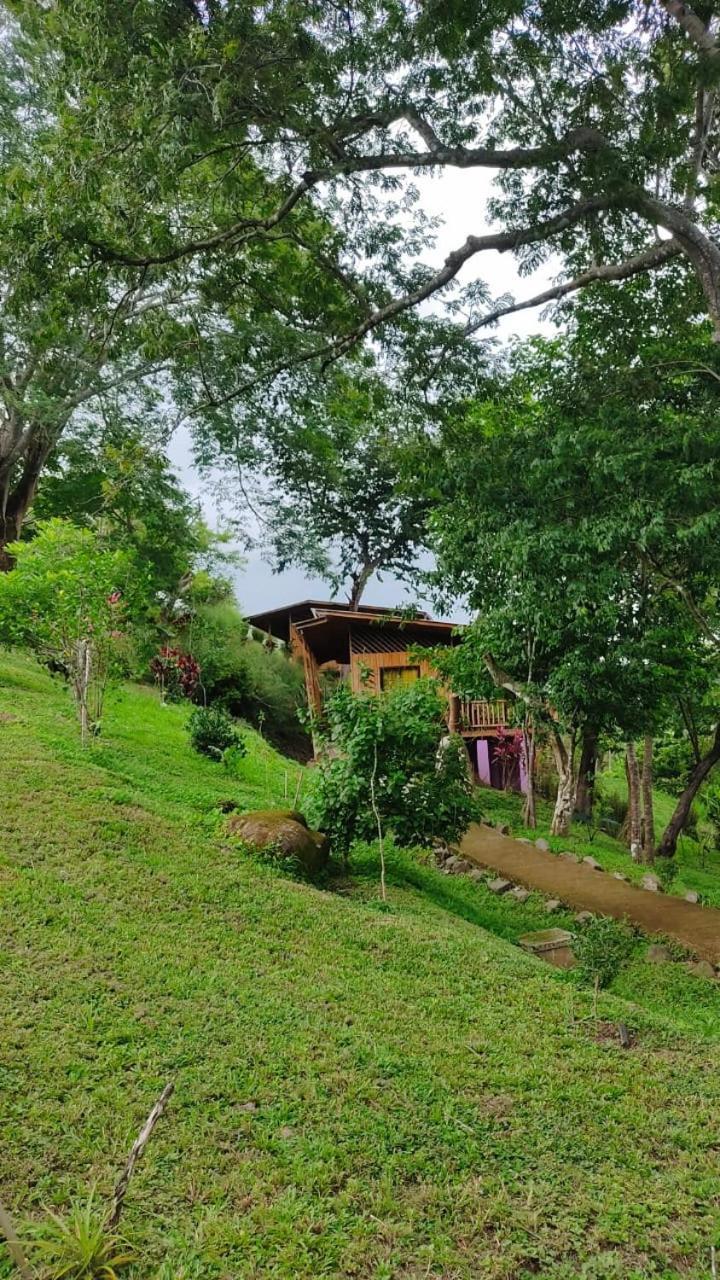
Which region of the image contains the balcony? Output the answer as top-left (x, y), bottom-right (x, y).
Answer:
top-left (449, 696), bottom-right (510, 734)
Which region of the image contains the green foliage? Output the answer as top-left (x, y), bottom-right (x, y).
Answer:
top-left (186, 705), bottom-right (242, 761)
top-left (573, 918), bottom-right (636, 990)
top-left (0, 520), bottom-right (142, 738)
top-left (307, 679), bottom-right (477, 853)
top-left (221, 743), bottom-right (249, 777)
top-left (27, 1192), bottom-right (134, 1280)
top-left (33, 418), bottom-right (211, 602)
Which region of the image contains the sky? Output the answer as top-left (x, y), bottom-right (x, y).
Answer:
top-left (168, 166), bottom-right (556, 622)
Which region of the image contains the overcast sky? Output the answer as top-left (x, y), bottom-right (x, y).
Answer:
top-left (168, 167), bottom-right (556, 621)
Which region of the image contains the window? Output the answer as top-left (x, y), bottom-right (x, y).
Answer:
top-left (380, 664), bottom-right (421, 691)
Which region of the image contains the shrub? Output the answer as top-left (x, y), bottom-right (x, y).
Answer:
top-left (306, 679), bottom-right (478, 855)
top-left (573, 917), bottom-right (636, 990)
top-left (0, 520), bottom-right (143, 742)
top-left (150, 646), bottom-right (200, 701)
top-left (187, 705), bottom-right (242, 760)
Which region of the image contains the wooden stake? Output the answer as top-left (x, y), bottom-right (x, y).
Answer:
top-left (107, 1082), bottom-right (174, 1229)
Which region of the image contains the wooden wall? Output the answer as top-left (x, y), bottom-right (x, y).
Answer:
top-left (349, 649), bottom-right (436, 694)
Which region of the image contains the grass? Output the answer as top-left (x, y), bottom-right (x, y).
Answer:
top-left (2, 650), bottom-right (720, 1279)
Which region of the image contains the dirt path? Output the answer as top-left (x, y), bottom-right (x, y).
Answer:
top-left (459, 822), bottom-right (720, 964)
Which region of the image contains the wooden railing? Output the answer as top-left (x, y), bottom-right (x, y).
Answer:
top-left (457, 698), bottom-right (509, 731)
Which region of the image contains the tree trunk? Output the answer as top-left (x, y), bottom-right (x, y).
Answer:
top-left (551, 766), bottom-right (576, 836)
top-left (521, 724), bottom-right (536, 828)
top-left (626, 741), bottom-right (642, 860)
top-left (575, 728), bottom-right (598, 820)
top-left (0, 436), bottom-right (53, 569)
top-left (657, 722), bottom-right (720, 857)
top-left (641, 735), bottom-right (655, 863)
top-left (549, 728), bottom-right (577, 836)
top-left (347, 560), bottom-right (376, 610)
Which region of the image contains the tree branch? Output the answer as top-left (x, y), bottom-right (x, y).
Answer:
top-left (657, 0), bottom-right (719, 57)
top-left (466, 238), bottom-right (682, 333)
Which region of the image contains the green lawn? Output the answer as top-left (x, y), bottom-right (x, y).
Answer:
top-left (2, 652), bottom-right (720, 1280)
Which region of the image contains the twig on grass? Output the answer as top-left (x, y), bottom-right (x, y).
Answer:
top-left (106, 1082), bottom-right (175, 1229)
top-left (0, 1201), bottom-right (33, 1280)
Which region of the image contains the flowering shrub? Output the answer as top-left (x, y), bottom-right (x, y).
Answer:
top-left (150, 646), bottom-right (200, 701)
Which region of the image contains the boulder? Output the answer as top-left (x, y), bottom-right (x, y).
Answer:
top-left (487, 877), bottom-right (513, 895)
top-left (646, 943), bottom-right (672, 964)
top-left (641, 873), bottom-right (662, 893)
top-left (560, 851), bottom-right (580, 864)
top-left (450, 859), bottom-right (473, 875)
top-left (509, 886), bottom-right (531, 903)
top-left (545, 899), bottom-right (562, 913)
top-left (227, 809), bottom-right (329, 877)
top-left (612, 871), bottom-right (629, 882)
top-left (468, 869), bottom-right (486, 883)
top-left (582, 856), bottom-right (602, 871)
top-left (686, 960), bottom-right (716, 980)
top-left (684, 890), bottom-right (700, 904)
top-left (517, 838), bottom-right (533, 845)
top-left (535, 838), bottom-right (550, 852)
top-left (574, 911), bottom-right (594, 925)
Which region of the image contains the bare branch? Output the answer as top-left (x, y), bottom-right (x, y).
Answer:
top-left (467, 238), bottom-right (682, 333)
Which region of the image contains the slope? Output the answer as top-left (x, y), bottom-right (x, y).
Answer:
top-left (1, 653), bottom-right (719, 1280)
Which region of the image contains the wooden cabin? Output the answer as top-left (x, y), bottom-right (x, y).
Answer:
top-left (246, 600), bottom-right (528, 793)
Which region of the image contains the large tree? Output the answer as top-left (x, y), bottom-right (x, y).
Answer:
top-left (5, 0), bottom-right (720, 552)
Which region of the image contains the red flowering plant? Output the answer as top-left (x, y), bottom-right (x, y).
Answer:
top-left (492, 728), bottom-right (523, 791)
top-left (150, 646), bottom-right (200, 702)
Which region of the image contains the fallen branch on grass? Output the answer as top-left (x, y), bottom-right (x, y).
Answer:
top-left (107, 1082), bottom-right (175, 1229)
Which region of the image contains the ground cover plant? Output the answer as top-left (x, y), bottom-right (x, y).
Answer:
top-left (2, 651), bottom-right (720, 1279)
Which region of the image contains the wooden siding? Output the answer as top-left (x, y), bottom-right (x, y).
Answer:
top-left (349, 649), bottom-right (436, 694)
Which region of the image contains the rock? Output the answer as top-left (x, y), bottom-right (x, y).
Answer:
top-left (686, 960), bottom-right (716, 980)
top-left (646, 943), bottom-right (672, 964)
top-left (545, 899), bottom-right (562, 913)
top-left (612, 871), bottom-right (629, 881)
top-left (560, 851), bottom-right (580, 863)
top-left (468, 869), bottom-right (486, 883)
top-left (641, 873), bottom-right (662, 893)
top-left (574, 911), bottom-right (594, 925)
top-left (450, 859), bottom-right (473, 875)
top-left (487, 877), bottom-right (513, 895)
top-left (519, 928), bottom-right (575, 969)
top-left (684, 890), bottom-right (700, 904)
top-left (517, 838), bottom-right (533, 845)
top-left (509, 886), bottom-right (531, 903)
top-left (582, 856), bottom-right (602, 871)
top-left (535, 838), bottom-right (550, 852)
top-left (227, 809), bottom-right (329, 877)
top-left (444, 855), bottom-right (462, 871)
top-left (495, 822), bottom-right (511, 836)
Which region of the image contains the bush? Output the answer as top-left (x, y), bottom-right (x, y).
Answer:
top-left (306, 679), bottom-right (478, 855)
top-left (573, 917), bottom-right (636, 989)
top-left (187, 705), bottom-right (243, 760)
top-left (0, 519), bottom-right (143, 742)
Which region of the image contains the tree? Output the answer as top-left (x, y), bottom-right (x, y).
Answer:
top-left (0, 521), bottom-right (144, 741)
top-left (8, 0), bottom-right (720, 549)
top-left (32, 415), bottom-right (210, 599)
top-left (255, 372), bottom-right (430, 607)
top-left (429, 330), bottom-right (715, 834)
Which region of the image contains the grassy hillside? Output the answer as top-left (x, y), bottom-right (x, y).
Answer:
top-left (2, 652), bottom-right (720, 1280)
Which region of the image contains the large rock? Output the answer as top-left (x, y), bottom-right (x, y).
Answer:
top-left (582, 856), bottom-right (602, 871)
top-left (686, 960), bottom-right (716, 981)
top-left (509, 886), bottom-right (531, 904)
top-left (227, 809), bottom-right (329, 876)
top-left (535, 838), bottom-right (550, 852)
top-left (487, 877), bottom-right (513, 895)
top-left (684, 890), bottom-right (700, 904)
top-left (641, 873), bottom-right (662, 893)
top-left (646, 943), bottom-right (672, 964)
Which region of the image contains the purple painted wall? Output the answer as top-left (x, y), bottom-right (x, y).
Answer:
top-left (476, 739), bottom-right (491, 785)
